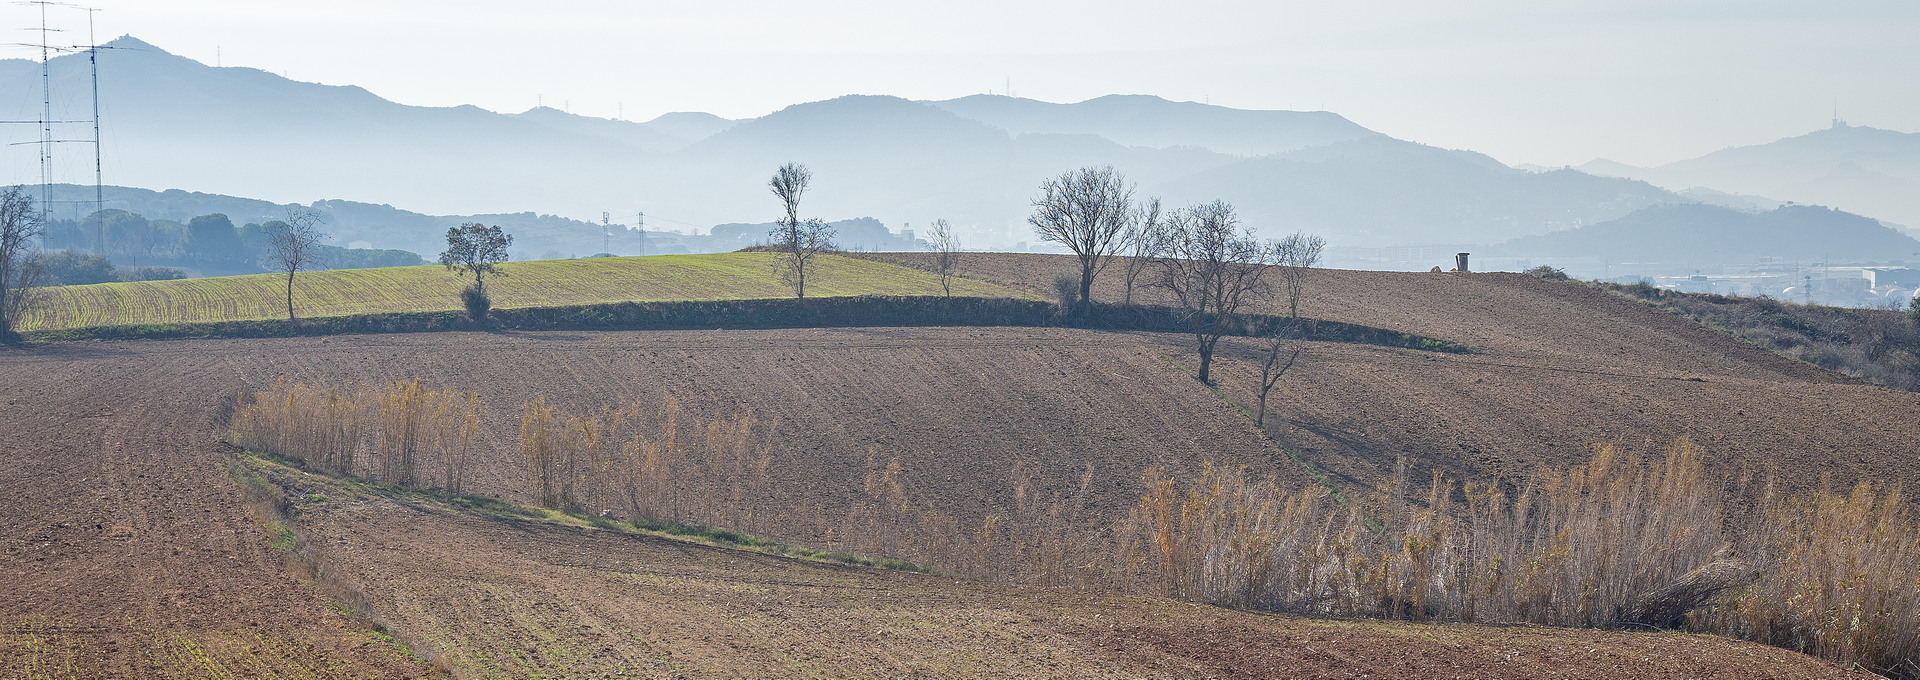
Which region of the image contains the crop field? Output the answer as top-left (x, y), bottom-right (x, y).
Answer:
top-left (18, 251), bottom-right (1027, 331)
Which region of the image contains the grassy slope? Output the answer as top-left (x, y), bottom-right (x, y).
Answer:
top-left (21, 252), bottom-right (1027, 331)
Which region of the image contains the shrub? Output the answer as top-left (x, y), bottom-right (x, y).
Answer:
top-left (120, 265), bottom-right (187, 282)
top-left (1524, 265), bottom-right (1570, 280)
top-left (460, 283), bottom-right (490, 322)
top-left (1052, 273), bottom-right (1079, 312)
top-left (37, 250), bottom-right (116, 286)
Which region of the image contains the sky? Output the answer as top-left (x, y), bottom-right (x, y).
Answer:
top-left (0, 0), bottom-right (1915, 168)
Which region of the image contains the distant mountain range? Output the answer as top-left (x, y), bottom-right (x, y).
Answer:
top-left (1490, 204), bottom-right (1920, 266)
top-left (1577, 124), bottom-right (1920, 230)
top-left (0, 36), bottom-right (1710, 252)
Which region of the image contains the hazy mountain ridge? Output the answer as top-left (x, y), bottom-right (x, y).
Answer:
top-left (3, 35), bottom-right (1880, 255)
top-left (1490, 203), bottom-right (1920, 265)
top-left (1578, 124), bottom-right (1920, 229)
top-left (928, 93), bottom-right (1379, 155)
top-left (1157, 138), bottom-right (1684, 244)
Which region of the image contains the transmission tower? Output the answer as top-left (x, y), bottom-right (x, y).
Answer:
top-left (636, 211), bottom-right (646, 256)
top-left (601, 211), bottom-right (610, 253)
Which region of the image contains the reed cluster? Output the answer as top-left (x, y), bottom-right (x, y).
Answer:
top-left (229, 378), bottom-right (479, 493)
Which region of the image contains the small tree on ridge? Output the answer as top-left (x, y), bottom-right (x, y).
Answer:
top-left (925, 218), bottom-right (960, 296)
top-left (263, 208), bottom-right (327, 322)
top-left (768, 162), bottom-right (835, 297)
top-left (440, 223), bottom-right (513, 321)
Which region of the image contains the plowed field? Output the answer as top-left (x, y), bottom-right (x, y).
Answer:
top-left (4, 254), bottom-right (1912, 676)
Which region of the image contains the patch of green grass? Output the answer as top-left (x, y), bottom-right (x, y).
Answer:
top-left (264, 520), bottom-right (298, 554)
top-left (358, 626), bottom-right (420, 661)
top-left (23, 252), bottom-right (1033, 331)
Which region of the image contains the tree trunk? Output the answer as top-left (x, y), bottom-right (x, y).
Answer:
top-left (1197, 344), bottom-right (1214, 384)
top-left (285, 270), bottom-right (297, 321)
top-left (1079, 265), bottom-right (1095, 312)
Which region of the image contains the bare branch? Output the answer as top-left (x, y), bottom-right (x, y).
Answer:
top-left (1273, 232), bottom-right (1326, 319)
top-left (0, 187), bottom-right (46, 341)
top-left (1121, 197), bottom-right (1163, 306)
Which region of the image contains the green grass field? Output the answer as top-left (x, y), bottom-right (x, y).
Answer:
top-left (20, 252), bottom-right (1029, 331)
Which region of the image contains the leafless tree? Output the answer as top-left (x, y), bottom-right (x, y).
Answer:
top-left (767, 163), bottom-right (835, 297)
top-left (0, 187), bottom-right (46, 342)
top-left (925, 218), bottom-right (960, 296)
top-left (1120, 197), bottom-right (1163, 305)
top-left (1029, 166), bottom-right (1135, 312)
top-left (1154, 200), bottom-right (1272, 384)
top-left (1274, 231), bottom-right (1326, 318)
top-left (264, 208), bottom-right (328, 321)
top-left (1254, 321), bottom-right (1307, 427)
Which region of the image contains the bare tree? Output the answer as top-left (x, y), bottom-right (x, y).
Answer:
top-left (1254, 322), bottom-right (1307, 427)
top-left (767, 163), bottom-right (835, 297)
top-left (1274, 231), bottom-right (1326, 318)
top-left (1028, 166), bottom-right (1135, 312)
top-left (925, 218), bottom-right (960, 296)
top-left (0, 187), bottom-right (46, 342)
top-left (1154, 200), bottom-right (1271, 384)
top-left (264, 208), bottom-right (327, 322)
top-left (1120, 197), bottom-right (1163, 305)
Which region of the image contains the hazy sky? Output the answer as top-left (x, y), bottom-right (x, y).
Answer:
top-left (1, 0), bottom-right (1914, 167)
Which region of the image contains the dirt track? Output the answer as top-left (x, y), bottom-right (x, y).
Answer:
top-left (5, 255), bottom-right (1914, 676)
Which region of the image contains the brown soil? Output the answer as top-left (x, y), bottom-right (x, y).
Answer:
top-left (879, 252), bottom-right (1920, 492)
top-left (4, 251), bottom-right (1911, 676)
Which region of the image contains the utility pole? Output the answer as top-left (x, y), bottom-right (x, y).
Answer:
top-left (636, 212), bottom-right (646, 256)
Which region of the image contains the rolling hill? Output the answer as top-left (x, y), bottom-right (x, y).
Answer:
top-left (17, 251), bottom-right (1026, 331)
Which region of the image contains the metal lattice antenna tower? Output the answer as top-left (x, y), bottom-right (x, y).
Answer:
top-left (601, 212), bottom-right (610, 253)
top-left (636, 212), bottom-right (645, 256)
top-left (85, 6), bottom-right (100, 222)
top-left (35, 1), bottom-right (55, 230)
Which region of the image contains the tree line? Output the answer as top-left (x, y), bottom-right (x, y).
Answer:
top-left (35, 206), bottom-right (422, 283)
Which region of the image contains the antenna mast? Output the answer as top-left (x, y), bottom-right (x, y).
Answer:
top-left (87, 6), bottom-right (101, 221)
top-left (37, 0), bottom-right (55, 229)
top-left (601, 211), bottom-right (610, 253)
top-left (636, 211), bottom-right (645, 256)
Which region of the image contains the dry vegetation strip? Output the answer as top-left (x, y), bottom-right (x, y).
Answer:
top-left (19, 252), bottom-right (1031, 331)
top-left (232, 379), bottom-right (1920, 678)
